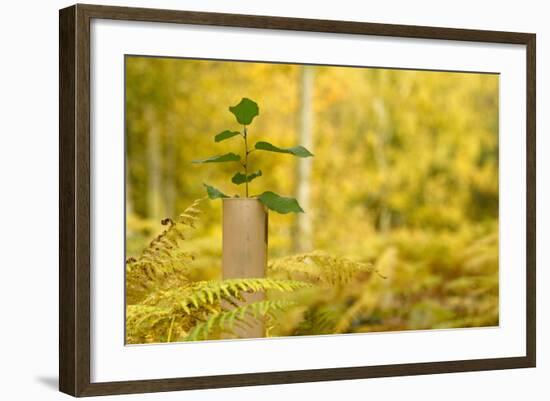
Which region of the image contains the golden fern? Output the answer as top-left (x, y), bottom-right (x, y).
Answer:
top-left (125, 198), bottom-right (203, 304)
top-left (143, 278), bottom-right (310, 311)
top-left (126, 304), bottom-right (197, 344)
top-left (125, 200), bottom-right (387, 342)
top-left (268, 251), bottom-right (378, 286)
top-left (185, 300), bottom-right (296, 341)
top-left (126, 278), bottom-right (311, 343)
top-left (266, 253), bottom-right (387, 336)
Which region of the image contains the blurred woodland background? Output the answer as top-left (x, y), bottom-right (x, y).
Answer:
top-left (125, 56), bottom-right (499, 342)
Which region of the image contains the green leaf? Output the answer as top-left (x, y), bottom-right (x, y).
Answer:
top-left (231, 170), bottom-right (262, 185)
top-left (254, 141), bottom-right (313, 158)
top-left (229, 98), bottom-right (259, 125)
top-left (258, 191), bottom-right (304, 214)
top-left (203, 183), bottom-right (229, 199)
top-left (214, 130), bottom-right (241, 142)
top-left (192, 153), bottom-right (241, 163)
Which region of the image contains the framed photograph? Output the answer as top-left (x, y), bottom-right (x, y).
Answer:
top-left (59, 4), bottom-right (536, 397)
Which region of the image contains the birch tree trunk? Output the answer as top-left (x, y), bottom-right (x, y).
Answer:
top-left (293, 65), bottom-right (315, 252)
top-left (145, 106), bottom-right (162, 220)
top-left (373, 97), bottom-right (392, 233)
top-left (164, 116), bottom-right (176, 218)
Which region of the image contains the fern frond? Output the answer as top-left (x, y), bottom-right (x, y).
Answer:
top-left (126, 304), bottom-right (187, 344)
top-left (143, 278), bottom-right (311, 312)
top-left (125, 198), bottom-right (204, 304)
top-left (333, 291), bottom-right (376, 334)
top-left (268, 251), bottom-right (378, 286)
top-left (295, 304), bottom-right (345, 335)
top-left (127, 278), bottom-right (310, 343)
top-left (185, 300), bottom-right (295, 341)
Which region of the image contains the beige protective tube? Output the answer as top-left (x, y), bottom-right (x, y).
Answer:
top-left (222, 198), bottom-right (267, 338)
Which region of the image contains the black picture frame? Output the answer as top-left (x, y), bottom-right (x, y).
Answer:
top-left (59, 3), bottom-right (536, 397)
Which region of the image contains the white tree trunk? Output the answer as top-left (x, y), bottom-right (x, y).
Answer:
top-left (145, 107), bottom-right (162, 220)
top-left (373, 98), bottom-right (391, 233)
top-left (294, 65), bottom-right (314, 252)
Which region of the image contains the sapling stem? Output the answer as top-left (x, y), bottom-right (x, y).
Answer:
top-left (243, 125), bottom-right (249, 198)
